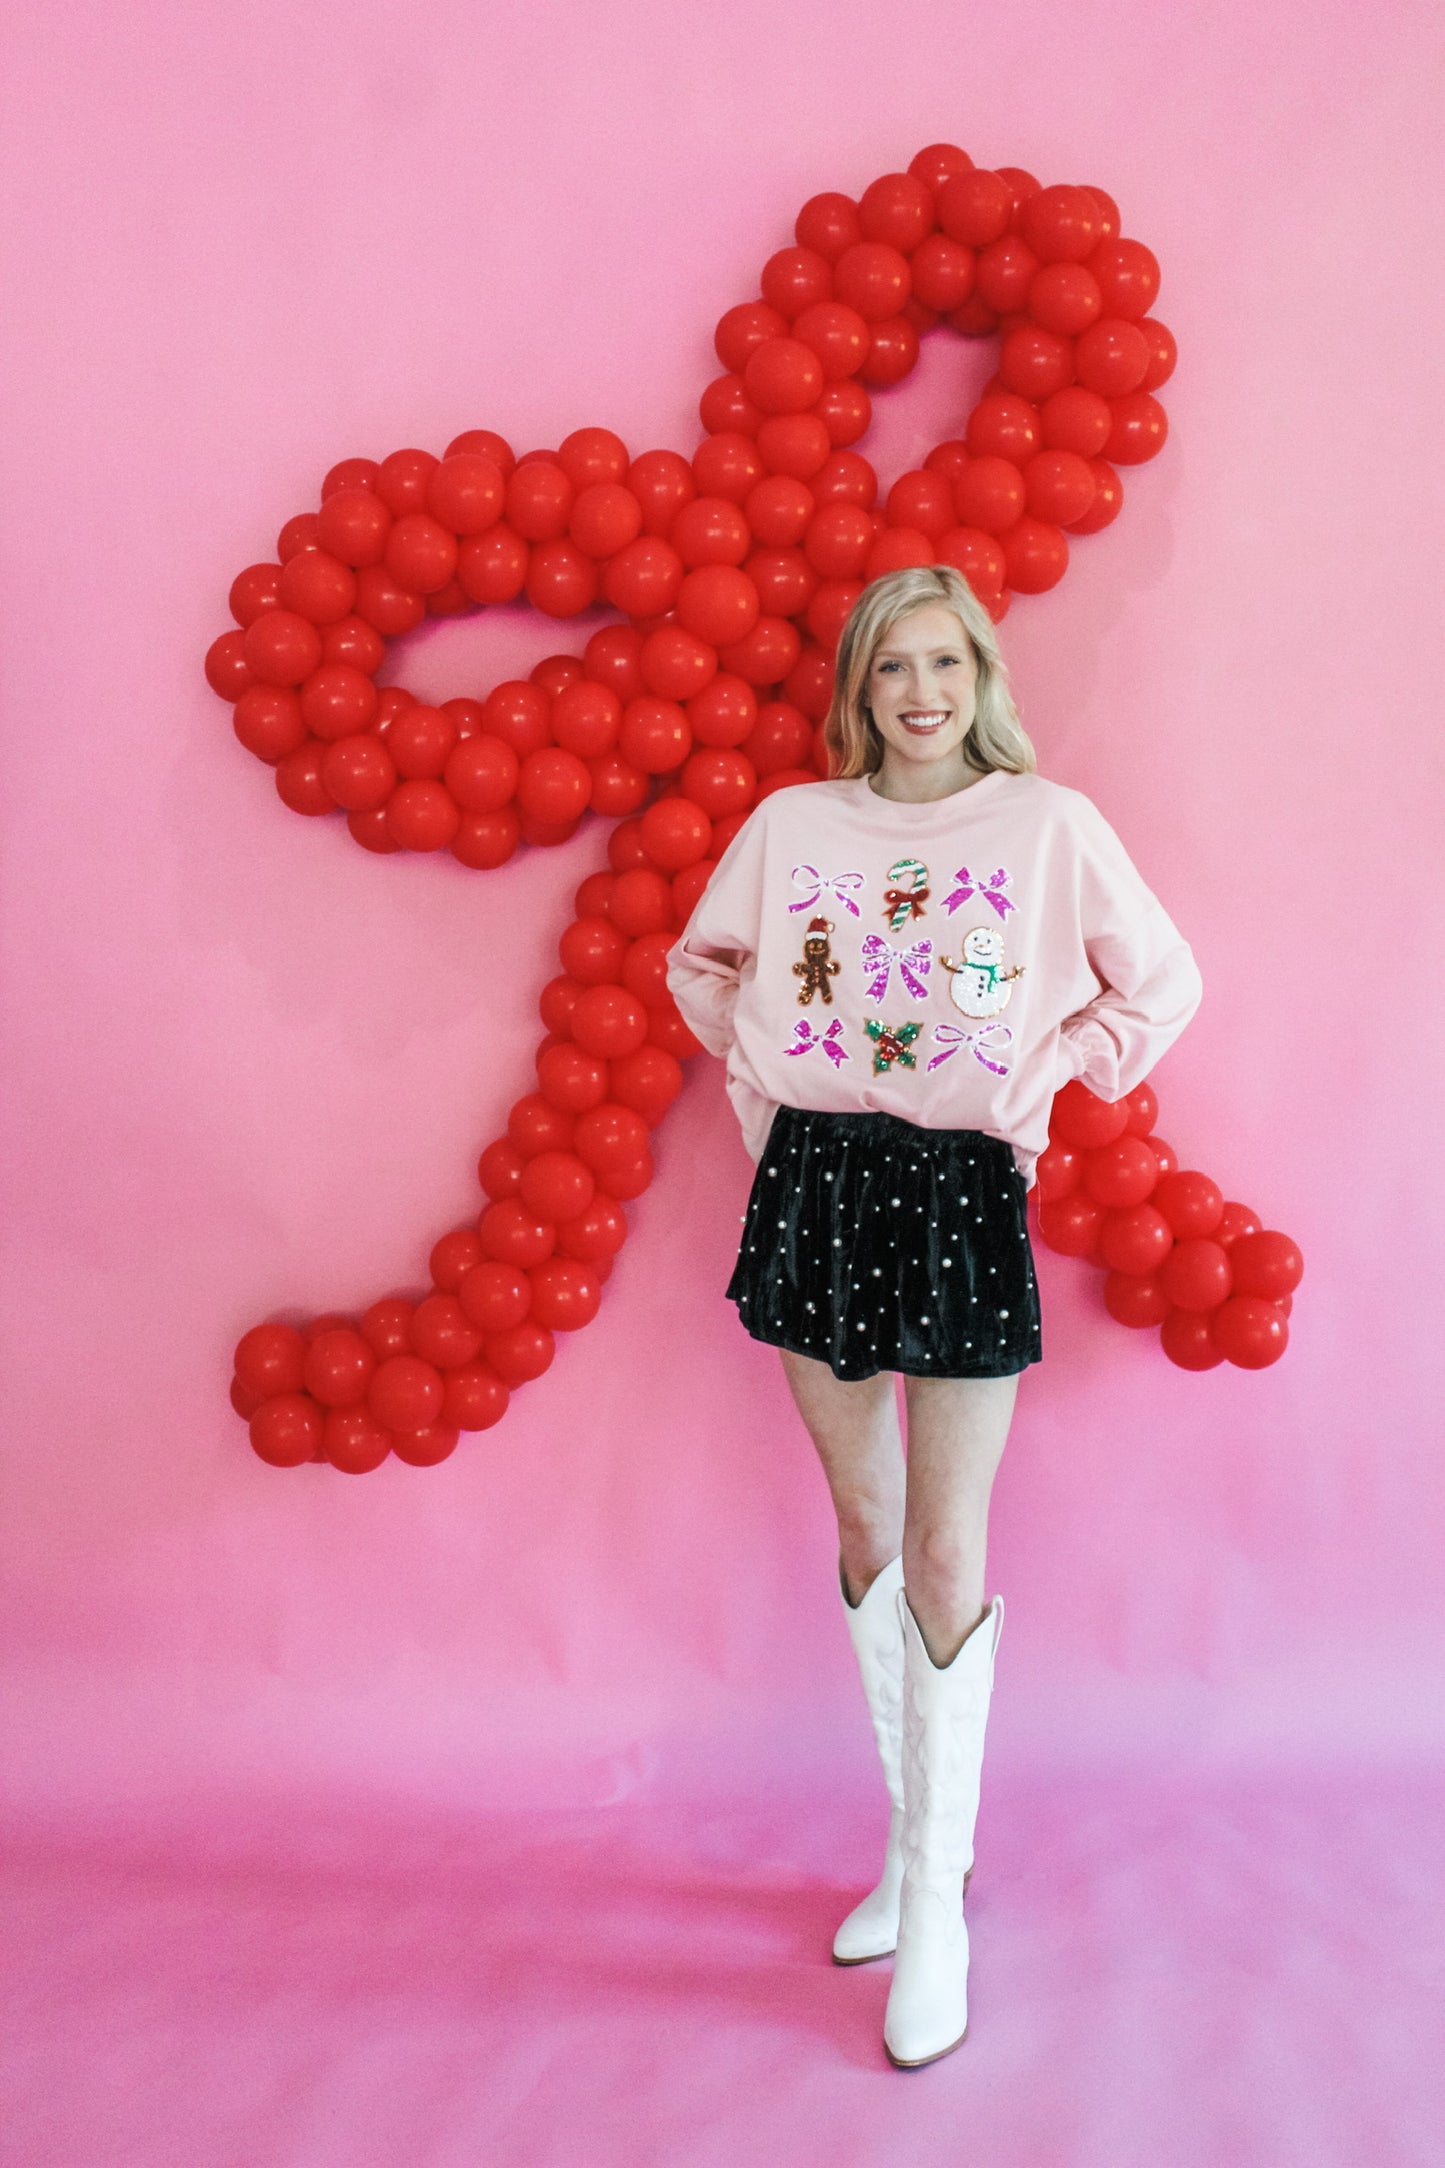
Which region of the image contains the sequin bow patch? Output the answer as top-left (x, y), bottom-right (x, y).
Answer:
top-left (864, 1018), bottom-right (921, 1074)
top-left (784, 1017), bottom-right (850, 1067)
top-left (925, 1021), bottom-right (1014, 1076)
top-left (943, 864), bottom-right (1015, 920)
top-left (859, 932), bottom-right (933, 1003)
top-left (788, 864), bottom-right (865, 916)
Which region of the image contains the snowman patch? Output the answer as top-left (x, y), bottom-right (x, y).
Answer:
top-left (940, 926), bottom-right (1025, 1019)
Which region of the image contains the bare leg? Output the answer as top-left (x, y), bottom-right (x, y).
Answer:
top-left (777, 1348), bottom-right (906, 1604)
top-left (901, 1373), bottom-right (1018, 1666)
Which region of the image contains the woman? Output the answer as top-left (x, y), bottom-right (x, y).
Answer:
top-left (666, 565), bottom-right (1202, 2066)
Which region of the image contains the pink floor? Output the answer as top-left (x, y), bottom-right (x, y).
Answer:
top-left (4, 1773), bottom-right (1440, 2168)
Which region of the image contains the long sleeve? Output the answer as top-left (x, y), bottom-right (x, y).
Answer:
top-left (1056, 799), bottom-right (1203, 1103)
top-left (665, 807), bottom-right (768, 1058)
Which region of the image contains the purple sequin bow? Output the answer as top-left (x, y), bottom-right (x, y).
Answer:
top-left (784, 1017), bottom-right (849, 1067)
top-left (860, 932), bottom-right (933, 1003)
top-left (788, 864), bottom-right (865, 916)
top-left (925, 1022), bottom-right (1014, 1076)
top-left (943, 864), bottom-right (1015, 920)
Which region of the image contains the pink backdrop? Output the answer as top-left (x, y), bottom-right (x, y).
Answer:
top-left (2, 0), bottom-right (1441, 2159)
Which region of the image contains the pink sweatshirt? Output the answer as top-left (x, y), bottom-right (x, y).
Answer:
top-left (666, 770), bottom-right (1203, 1184)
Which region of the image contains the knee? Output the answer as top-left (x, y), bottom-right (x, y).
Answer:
top-left (903, 1526), bottom-right (973, 1589)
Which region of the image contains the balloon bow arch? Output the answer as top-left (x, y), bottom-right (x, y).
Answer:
top-left (206, 145), bottom-right (1305, 1474)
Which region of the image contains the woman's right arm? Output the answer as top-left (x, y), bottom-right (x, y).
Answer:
top-left (664, 812), bottom-right (768, 1057)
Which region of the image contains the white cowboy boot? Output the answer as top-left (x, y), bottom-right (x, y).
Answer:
top-left (883, 1591), bottom-right (1004, 2069)
top-left (832, 1554), bottom-right (906, 1964)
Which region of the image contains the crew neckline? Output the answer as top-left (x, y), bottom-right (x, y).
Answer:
top-left (850, 769), bottom-right (1014, 816)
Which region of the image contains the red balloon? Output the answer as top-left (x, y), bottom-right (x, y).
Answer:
top-left (1103, 1270), bottom-right (1171, 1329)
top-left (1160, 1311), bottom-right (1226, 1371)
top-left (537, 1042), bottom-right (610, 1114)
top-left (1082, 1134), bottom-right (1159, 1208)
top-left (376, 448), bottom-right (437, 514)
top-left (385, 704), bottom-right (456, 778)
top-left (552, 682), bottom-right (621, 759)
top-left (1002, 517), bottom-right (1069, 594)
top-left (430, 1227), bottom-right (485, 1292)
top-left (1050, 1081), bottom-right (1129, 1151)
top-left (528, 1257), bottom-right (602, 1332)
top-left (244, 609), bottom-right (324, 688)
top-left (680, 748), bottom-right (756, 819)
top-left (441, 1364), bottom-right (510, 1431)
top-left (640, 797), bottom-right (712, 872)
top-left (1154, 1171), bottom-right (1224, 1240)
top-left (360, 1296), bottom-right (415, 1360)
top-left (1088, 238), bottom-right (1161, 319)
top-left (1033, 1141), bottom-right (1080, 1201)
top-left (587, 753), bottom-right (649, 817)
top-left (303, 1328), bottom-right (376, 1408)
top-left (1227, 1230), bottom-right (1304, 1300)
top-left (1122, 1080), bottom-right (1158, 1135)
top-left (385, 780), bottom-right (460, 852)
top-left (520, 1149), bottom-right (597, 1222)
top-left (509, 1101), bottom-right (576, 1170)
top-left (621, 931), bottom-right (677, 1008)
top-left (1037, 1192), bottom-right (1104, 1257)
top-left (1028, 262), bottom-right (1103, 336)
top-left (427, 453), bottom-right (505, 534)
top-left (323, 1407), bottom-right (393, 1473)
top-left (833, 241), bottom-right (910, 321)
top-left (478, 1199), bottom-right (556, 1269)
top-left (600, 1150), bottom-right (655, 1201)
top-left (410, 1294), bottom-right (484, 1371)
top-left (1023, 450), bottom-right (1096, 527)
top-left (320, 736), bottom-right (395, 813)
top-left (391, 1424), bottom-right (460, 1467)
top-left (795, 190), bottom-right (862, 261)
top-left (1214, 1201), bottom-right (1263, 1249)
top-left (609, 1044), bottom-right (684, 1125)
top-left (558, 916), bottom-right (628, 986)
top-left (998, 325), bottom-right (1074, 401)
top-left (477, 1138), bottom-right (526, 1199)
top-left (1075, 319), bottom-right (1150, 397)
top-left (518, 747), bottom-right (591, 826)
top-left (573, 1102), bottom-right (650, 1183)
top-left (444, 734), bottom-right (518, 813)
top-left (1211, 1296), bottom-right (1289, 1369)
top-left (367, 1354), bottom-right (445, 1431)
top-left (234, 1321), bottom-right (307, 1400)
top-left (279, 550), bottom-right (356, 625)
top-left (1098, 1203), bottom-right (1173, 1276)
top-left (1159, 1238), bottom-right (1232, 1312)
top-left (571, 985), bottom-right (649, 1060)
top-left (858, 171), bottom-right (934, 252)
top-left (458, 1261), bottom-right (532, 1334)
top-left (486, 1322), bottom-right (556, 1386)
top-left (233, 685), bottom-right (306, 763)
top-left (557, 1192), bottom-right (628, 1263)
top-left (607, 869), bottom-right (674, 938)
top-left (952, 457), bottom-right (1025, 536)
top-left (744, 337), bottom-right (825, 415)
top-left (619, 697), bottom-right (692, 775)
top-left (317, 488), bottom-right (391, 568)
top-left (1104, 392), bottom-right (1169, 466)
top-left (250, 1394), bottom-right (324, 1466)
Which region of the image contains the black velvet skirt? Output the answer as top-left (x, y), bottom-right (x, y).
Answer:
top-left (725, 1105), bottom-right (1043, 1383)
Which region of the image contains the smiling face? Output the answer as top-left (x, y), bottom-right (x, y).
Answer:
top-left (865, 603), bottom-right (980, 799)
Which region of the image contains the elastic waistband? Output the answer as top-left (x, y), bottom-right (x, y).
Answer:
top-left (769, 1104), bottom-right (1014, 1156)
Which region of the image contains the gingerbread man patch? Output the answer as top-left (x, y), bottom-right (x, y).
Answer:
top-left (793, 915), bottom-right (841, 1006)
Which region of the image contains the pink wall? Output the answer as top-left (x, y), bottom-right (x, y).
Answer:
top-left (1, 0), bottom-right (1441, 1833)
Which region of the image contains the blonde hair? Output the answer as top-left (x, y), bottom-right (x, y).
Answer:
top-left (823, 566), bottom-right (1036, 781)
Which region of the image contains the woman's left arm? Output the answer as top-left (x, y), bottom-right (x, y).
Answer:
top-left (1056, 800), bottom-right (1204, 1102)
